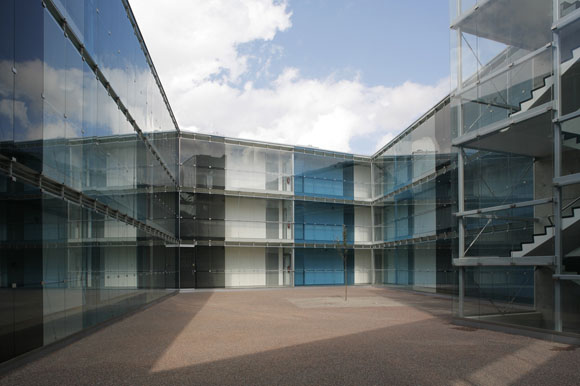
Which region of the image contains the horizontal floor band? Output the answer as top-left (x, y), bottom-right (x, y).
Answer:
top-left (453, 256), bottom-right (555, 266)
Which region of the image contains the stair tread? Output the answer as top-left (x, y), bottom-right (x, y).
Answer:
top-left (511, 206), bottom-right (580, 257)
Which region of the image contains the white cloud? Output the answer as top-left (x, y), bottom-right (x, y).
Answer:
top-left (130, 0), bottom-right (291, 87)
top-left (376, 133), bottom-right (395, 153)
top-left (173, 69), bottom-right (448, 153)
top-left (130, 0), bottom-right (449, 154)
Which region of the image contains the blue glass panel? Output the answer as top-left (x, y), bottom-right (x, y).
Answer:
top-left (294, 202), bottom-right (354, 243)
top-left (294, 249), bottom-right (354, 286)
top-left (83, 0), bottom-right (97, 54)
top-left (294, 153), bottom-right (354, 199)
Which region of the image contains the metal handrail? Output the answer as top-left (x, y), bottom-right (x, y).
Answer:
top-left (563, 194), bottom-right (580, 212)
top-left (547, 193), bottom-right (580, 226)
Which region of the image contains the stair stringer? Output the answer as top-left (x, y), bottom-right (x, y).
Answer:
top-left (511, 207), bottom-right (580, 258)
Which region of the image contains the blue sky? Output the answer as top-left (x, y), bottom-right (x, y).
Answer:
top-left (242, 0), bottom-right (450, 88)
top-left (132, 0), bottom-right (451, 155)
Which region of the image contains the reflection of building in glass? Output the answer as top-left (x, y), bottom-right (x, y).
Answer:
top-left (2, 0), bottom-right (580, 364)
top-left (451, 0), bottom-right (580, 338)
top-left (0, 0), bottom-right (180, 363)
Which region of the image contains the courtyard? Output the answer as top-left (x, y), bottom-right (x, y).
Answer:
top-left (1, 287), bottom-right (579, 385)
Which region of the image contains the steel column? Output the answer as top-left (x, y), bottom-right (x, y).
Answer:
top-left (456, 1), bottom-right (466, 317)
top-left (552, 1), bottom-right (563, 331)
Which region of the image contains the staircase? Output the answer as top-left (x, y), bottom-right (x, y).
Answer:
top-left (563, 132), bottom-right (580, 150)
top-left (518, 77), bottom-right (553, 112)
top-left (563, 245), bottom-right (580, 280)
top-left (561, 0), bottom-right (580, 16)
top-left (511, 206), bottom-right (580, 272)
top-left (514, 46), bottom-right (580, 115)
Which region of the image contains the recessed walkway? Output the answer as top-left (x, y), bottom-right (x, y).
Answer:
top-left (1, 287), bottom-right (579, 385)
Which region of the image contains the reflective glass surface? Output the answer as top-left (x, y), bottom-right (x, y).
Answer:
top-left (0, 0), bottom-right (179, 363)
top-left (449, 0), bottom-right (580, 337)
top-left (294, 152), bottom-right (355, 200)
top-left (560, 20), bottom-right (580, 117)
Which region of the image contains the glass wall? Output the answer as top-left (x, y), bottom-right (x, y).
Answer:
top-left (294, 151), bottom-right (372, 200)
top-left (0, 0), bottom-right (179, 363)
top-left (225, 143), bottom-right (293, 193)
top-left (178, 135), bottom-right (297, 289)
top-left (8, 0), bottom-right (580, 363)
top-left (180, 136), bottom-right (226, 190)
top-left (180, 246), bottom-right (294, 289)
top-left (373, 103), bottom-right (454, 198)
top-left (372, 99), bottom-right (456, 294)
top-left (179, 133), bottom-right (375, 289)
top-left (295, 248), bottom-right (354, 286)
top-left (558, 13), bottom-right (580, 335)
top-left (295, 202), bottom-right (355, 244)
top-left (462, 151), bottom-right (537, 258)
top-left (0, 0), bottom-right (44, 172)
top-left (0, 176), bottom-right (43, 363)
top-left (560, 0), bottom-right (580, 19)
top-left (451, 0), bottom-right (580, 338)
top-left (180, 135), bottom-right (294, 194)
top-left (41, 195), bottom-right (177, 345)
top-left (450, 0), bottom-right (553, 136)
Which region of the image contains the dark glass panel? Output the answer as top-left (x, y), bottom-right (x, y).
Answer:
top-left (179, 248), bottom-right (196, 289)
top-left (0, 0), bottom-right (15, 150)
top-left (560, 20), bottom-right (580, 116)
top-left (195, 246), bottom-right (225, 288)
top-left (181, 140), bottom-right (226, 190)
top-left (13, 0), bottom-right (44, 170)
top-left (0, 175), bottom-right (43, 362)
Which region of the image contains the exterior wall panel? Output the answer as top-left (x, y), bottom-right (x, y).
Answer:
top-left (225, 247), bottom-right (266, 287)
top-left (0, 0), bottom-right (179, 363)
top-left (354, 249), bottom-right (372, 284)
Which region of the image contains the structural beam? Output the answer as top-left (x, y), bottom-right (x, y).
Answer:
top-left (553, 173), bottom-right (580, 187)
top-left (453, 256), bottom-right (555, 266)
top-left (451, 103), bottom-right (552, 147)
top-left (454, 198), bottom-right (553, 217)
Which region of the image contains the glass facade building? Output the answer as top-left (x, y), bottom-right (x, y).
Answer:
top-left (0, 0), bottom-right (179, 362)
top-left (2, 0), bottom-right (580, 365)
top-left (373, 99), bottom-right (458, 293)
top-left (451, 0), bottom-right (580, 337)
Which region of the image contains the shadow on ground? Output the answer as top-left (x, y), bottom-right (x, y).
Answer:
top-left (1, 287), bottom-right (578, 386)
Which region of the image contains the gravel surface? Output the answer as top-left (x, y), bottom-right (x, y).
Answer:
top-left (1, 286), bottom-right (578, 386)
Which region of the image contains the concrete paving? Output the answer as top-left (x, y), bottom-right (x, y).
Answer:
top-left (1, 286), bottom-right (579, 385)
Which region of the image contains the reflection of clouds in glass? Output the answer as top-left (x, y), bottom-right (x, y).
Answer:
top-left (42, 108), bottom-right (66, 140)
top-left (0, 57), bottom-right (175, 144)
top-left (0, 100), bottom-right (13, 122)
top-left (14, 100), bottom-right (32, 128)
top-left (0, 60), bottom-right (44, 141)
top-left (14, 60), bottom-right (44, 114)
top-left (46, 60), bottom-right (138, 139)
top-left (105, 64), bottom-right (175, 134)
top-left (412, 137), bottom-right (438, 154)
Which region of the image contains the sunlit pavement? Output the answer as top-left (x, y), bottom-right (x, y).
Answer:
top-left (1, 286), bottom-right (579, 386)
